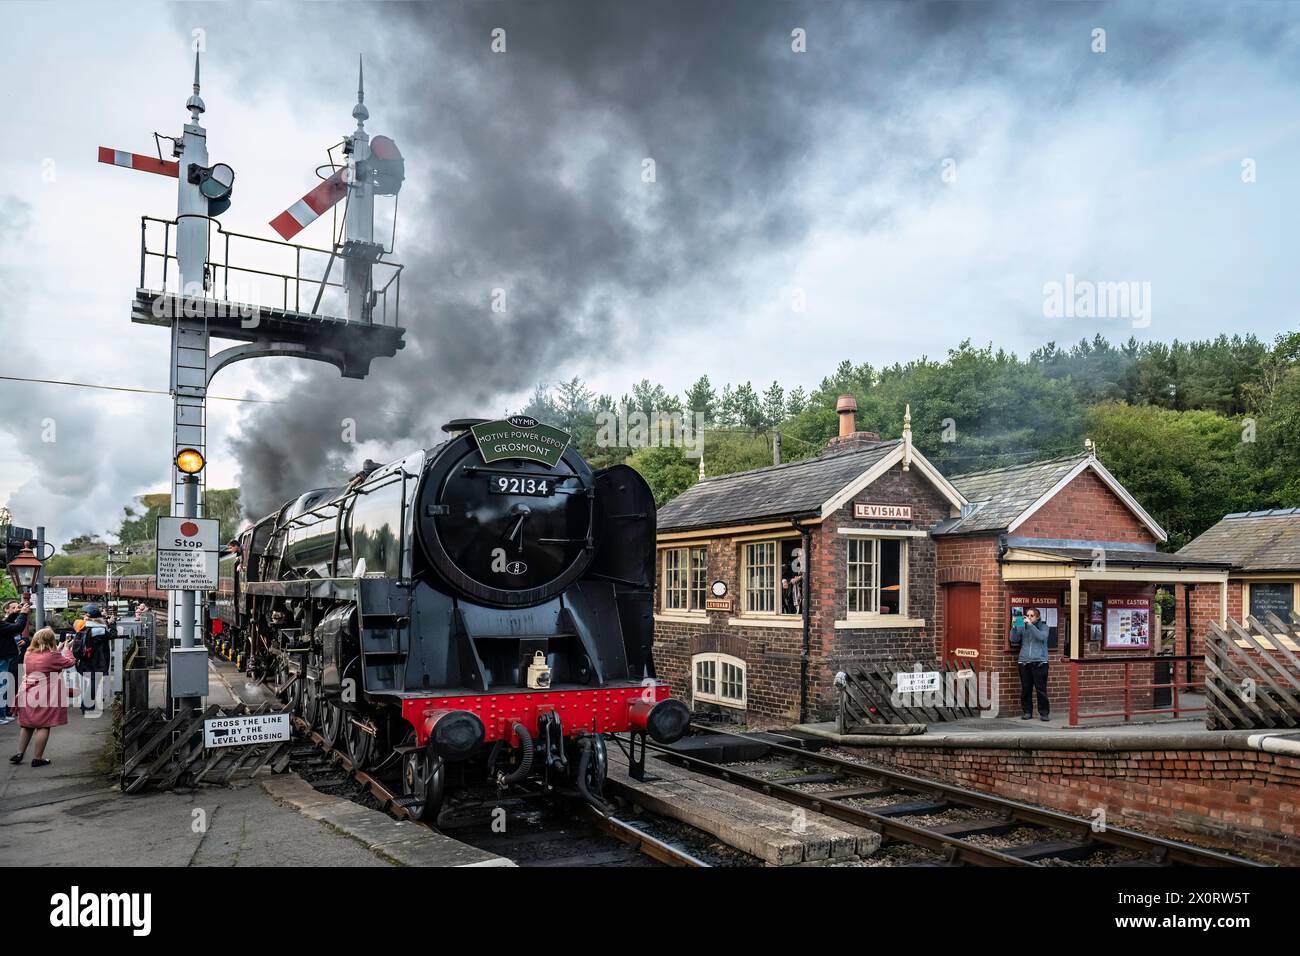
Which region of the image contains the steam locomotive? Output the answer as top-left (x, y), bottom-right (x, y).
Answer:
top-left (218, 416), bottom-right (688, 820)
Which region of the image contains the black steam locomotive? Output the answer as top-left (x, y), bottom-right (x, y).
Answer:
top-left (221, 416), bottom-right (688, 820)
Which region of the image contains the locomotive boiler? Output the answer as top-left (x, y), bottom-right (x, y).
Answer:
top-left (226, 416), bottom-right (689, 820)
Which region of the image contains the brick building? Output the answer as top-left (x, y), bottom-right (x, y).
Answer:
top-left (654, 397), bottom-right (1231, 724)
top-left (1179, 508), bottom-right (1300, 649)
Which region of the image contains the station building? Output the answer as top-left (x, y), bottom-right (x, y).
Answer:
top-left (653, 397), bottom-right (1231, 723)
top-left (1179, 508), bottom-right (1300, 647)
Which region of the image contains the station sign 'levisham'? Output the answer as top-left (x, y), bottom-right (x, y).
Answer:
top-left (471, 416), bottom-right (572, 468)
top-left (853, 502), bottom-right (913, 521)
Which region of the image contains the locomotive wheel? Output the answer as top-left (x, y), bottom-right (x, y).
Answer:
top-left (343, 715), bottom-right (376, 769)
top-left (320, 700), bottom-right (343, 749)
top-left (303, 678), bottom-right (321, 729)
top-left (401, 748), bottom-right (445, 823)
top-left (581, 734), bottom-right (608, 799)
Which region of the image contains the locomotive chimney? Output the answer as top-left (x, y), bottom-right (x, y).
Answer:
top-left (837, 394), bottom-right (857, 437)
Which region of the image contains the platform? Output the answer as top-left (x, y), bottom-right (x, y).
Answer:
top-left (605, 746), bottom-right (880, 865)
top-left (0, 656), bottom-right (509, 868)
top-left (792, 714), bottom-right (1300, 755)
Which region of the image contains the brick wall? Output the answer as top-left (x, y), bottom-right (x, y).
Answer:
top-left (652, 459), bottom-right (956, 724)
top-left (936, 466), bottom-right (1168, 716)
top-left (1015, 468), bottom-right (1153, 543)
top-left (846, 743), bottom-right (1300, 864)
top-left (812, 465), bottom-right (952, 719)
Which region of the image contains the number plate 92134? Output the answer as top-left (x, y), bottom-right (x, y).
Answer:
top-left (488, 476), bottom-right (554, 497)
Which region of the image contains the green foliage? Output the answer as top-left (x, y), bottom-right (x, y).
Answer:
top-left (0, 577), bottom-right (17, 602)
top-left (1085, 403), bottom-right (1262, 550)
top-left (625, 445), bottom-right (699, 505)
top-left (514, 328), bottom-right (1300, 550)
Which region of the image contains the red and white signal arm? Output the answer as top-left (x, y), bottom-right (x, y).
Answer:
top-left (156, 516), bottom-right (221, 591)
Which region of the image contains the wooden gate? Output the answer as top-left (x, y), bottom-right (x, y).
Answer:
top-left (1205, 612), bottom-right (1300, 730)
top-left (837, 658), bottom-right (982, 733)
top-left (120, 699), bottom-right (295, 793)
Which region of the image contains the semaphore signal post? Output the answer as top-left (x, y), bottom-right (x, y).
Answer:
top-left (99, 50), bottom-right (408, 717)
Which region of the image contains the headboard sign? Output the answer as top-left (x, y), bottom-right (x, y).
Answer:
top-left (853, 503), bottom-right (912, 521)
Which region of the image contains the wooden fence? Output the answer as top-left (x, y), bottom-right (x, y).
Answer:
top-left (837, 659), bottom-right (982, 733)
top-left (1205, 612), bottom-right (1300, 731)
top-left (119, 666), bottom-right (294, 792)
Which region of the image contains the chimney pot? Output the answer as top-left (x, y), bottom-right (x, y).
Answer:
top-left (836, 394), bottom-right (857, 438)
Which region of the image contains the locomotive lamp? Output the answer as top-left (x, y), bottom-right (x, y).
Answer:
top-left (175, 448), bottom-right (206, 474)
top-left (7, 545), bottom-right (42, 596)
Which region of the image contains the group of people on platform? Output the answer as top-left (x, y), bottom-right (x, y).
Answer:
top-left (0, 600), bottom-right (125, 767)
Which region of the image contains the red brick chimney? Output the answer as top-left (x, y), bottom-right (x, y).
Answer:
top-left (824, 394), bottom-right (881, 454)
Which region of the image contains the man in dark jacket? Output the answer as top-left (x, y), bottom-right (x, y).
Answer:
top-left (74, 604), bottom-right (120, 715)
top-left (0, 600), bottom-right (30, 724)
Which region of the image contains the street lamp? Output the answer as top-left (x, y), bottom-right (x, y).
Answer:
top-left (7, 545), bottom-right (42, 597)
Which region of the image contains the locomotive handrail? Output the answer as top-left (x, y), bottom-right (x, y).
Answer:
top-left (460, 465), bottom-right (580, 481)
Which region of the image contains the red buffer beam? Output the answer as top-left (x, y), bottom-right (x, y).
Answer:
top-left (97, 147), bottom-right (180, 178)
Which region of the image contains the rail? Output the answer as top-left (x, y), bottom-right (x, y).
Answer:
top-left (139, 214), bottom-right (403, 327)
top-left (629, 724), bottom-right (1261, 867)
top-left (1066, 654), bottom-right (1206, 726)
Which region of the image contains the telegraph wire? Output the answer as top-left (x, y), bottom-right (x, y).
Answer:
top-left (0, 375), bottom-right (279, 404)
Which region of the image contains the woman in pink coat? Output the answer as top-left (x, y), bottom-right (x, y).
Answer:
top-left (10, 627), bottom-right (76, 767)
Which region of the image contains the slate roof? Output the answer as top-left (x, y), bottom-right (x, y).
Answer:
top-left (1178, 508), bottom-right (1300, 572)
top-left (935, 454), bottom-right (1089, 535)
top-left (657, 441), bottom-right (902, 532)
top-left (1007, 544), bottom-right (1230, 570)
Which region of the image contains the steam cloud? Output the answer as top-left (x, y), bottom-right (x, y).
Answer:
top-left (4, 1), bottom-right (1270, 537)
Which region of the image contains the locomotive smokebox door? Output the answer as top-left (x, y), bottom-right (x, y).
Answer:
top-left (526, 651), bottom-right (552, 689)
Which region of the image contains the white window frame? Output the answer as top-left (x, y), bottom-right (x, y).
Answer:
top-left (742, 540), bottom-right (779, 614)
top-left (843, 536), bottom-right (911, 623)
top-left (662, 547), bottom-right (687, 611)
top-left (661, 545), bottom-right (708, 613)
top-left (692, 652), bottom-right (746, 708)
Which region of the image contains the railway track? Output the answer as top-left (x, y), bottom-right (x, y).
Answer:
top-left (621, 726), bottom-right (1265, 868)
top-left (289, 717), bottom-right (711, 867)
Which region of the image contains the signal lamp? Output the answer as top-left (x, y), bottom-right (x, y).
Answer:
top-left (175, 448), bottom-right (206, 475)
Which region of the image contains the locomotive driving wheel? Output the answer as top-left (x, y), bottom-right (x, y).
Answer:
top-left (401, 745), bottom-right (445, 823)
top-left (343, 714), bottom-right (378, 769)
top-left (320, 699), bottom-right (343, 749)
top-left (302, 677), bottom-right (321, 729)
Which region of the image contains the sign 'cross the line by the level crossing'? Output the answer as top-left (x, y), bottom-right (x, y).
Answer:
top-left (97, 146), bottom-right (179, 178)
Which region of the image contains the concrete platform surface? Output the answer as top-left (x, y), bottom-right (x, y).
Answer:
top-left (0, 706), bottom-right (393, 867)
top-left (792, 718), bottom-right (1300, 754)
top-left (606, 747), bottom-right (881, 866)
top-left (0, 657), bottom-right (484, 867)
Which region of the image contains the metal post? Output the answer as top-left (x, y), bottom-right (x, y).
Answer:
top-left (773, 430), bottom-right (781, 466)
top-left (179, 474), bottom-right (200, 717)
top-left (34, 526), bottom-right (46, 629)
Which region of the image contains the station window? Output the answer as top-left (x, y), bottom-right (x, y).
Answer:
top-left (846, 537), bottom-right (906, 616)
top-left (692, 653), bottom-right (746, 708)
top-left (743, 539), bottom-right (804, 615)
top-left (662, 545), bottom-right (708, 611)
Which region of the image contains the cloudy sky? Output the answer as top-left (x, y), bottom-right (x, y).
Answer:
top-left (2, 1), bottom-right (1298, 545)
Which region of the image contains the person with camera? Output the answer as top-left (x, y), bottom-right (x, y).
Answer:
top-left (71, 604), bottom-right (120, 715)
top-left (1011, 606), bottom-right (1051, 721)
top-left (10, 627), bottom-right (76, 767)
top-left (0, 599), bottom-right (31, 725)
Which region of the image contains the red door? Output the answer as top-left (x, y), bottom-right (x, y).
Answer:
top-left (943, 583), bottom-right (981, 666)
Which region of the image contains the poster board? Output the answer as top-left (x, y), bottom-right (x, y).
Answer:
top-left (1248, 583), bottom-right (1295, 623)
top-left (1104, 597), bottom-right (1152, 649)
top-left (1008, 593), bottom-right (1060, 648)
